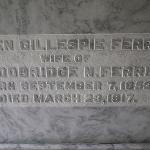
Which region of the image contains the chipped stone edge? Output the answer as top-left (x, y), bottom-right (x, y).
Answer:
top-left (0, 143), bottom-right (149, 150)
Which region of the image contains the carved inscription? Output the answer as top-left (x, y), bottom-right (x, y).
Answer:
top-left (0, 34), bottom-right (150, 106)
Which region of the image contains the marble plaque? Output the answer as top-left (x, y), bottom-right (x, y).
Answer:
top-left (0, 34), bottom-right (150, 107)
top-left (0, 0), bottom-right (149, 150)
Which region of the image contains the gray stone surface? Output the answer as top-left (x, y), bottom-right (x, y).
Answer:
top-left (0, 107), bottom-right (150, 144)
top-left (1, 0), bottom-right (150, 34)
top-left (0, 0), bottom-right (149, 149)
top-left (0, 143), bottom-right (150, 150)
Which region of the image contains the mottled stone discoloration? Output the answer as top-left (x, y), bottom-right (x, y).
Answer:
top-left (0, 107), bottom-right (149, 144)
top-left (0, 0), bottom-right (150, 33)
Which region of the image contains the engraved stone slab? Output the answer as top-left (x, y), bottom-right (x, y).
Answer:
top-left (0, 0), bottom-right (150, 149)
top-left (0, 34), bottom-right (150, 107)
